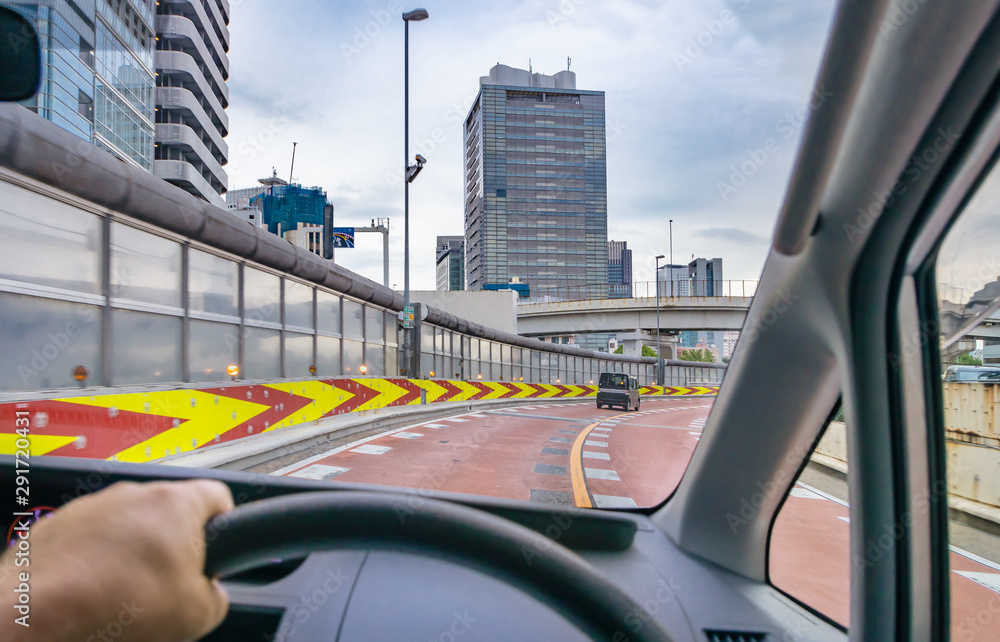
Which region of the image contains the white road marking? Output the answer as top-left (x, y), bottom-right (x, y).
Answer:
top-left (445, 417), bottom-right (470, 422)
top-left (593, 495), bottom-right (638, 509)
top-left (350, 444), bottom-right (392, 455)
top-left (584, 440), bottom-right (608, 447)
top-left (392, 432), bottom-right (424, 440)
top-left (789, 487), bottom-right (826, 500)
top-left (954, 571), bottom-right (1000, 594)
top-left (288, 464), bottom-right (349, 481)
top-left (423, 423), bottom-right (447, 429)
top-left (585, 468), bottom-right (621, 481)
top-left (583, 451), bottom-right (611, 460)
top-left (270, 421), bottom-right (435, 476)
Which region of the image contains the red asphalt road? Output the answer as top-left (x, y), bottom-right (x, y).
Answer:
top-left (273, 397), bottom-right (1000, 638)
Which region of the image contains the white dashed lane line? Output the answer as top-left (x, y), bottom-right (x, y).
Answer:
top-left (350, 444), bottom-right (392, 455)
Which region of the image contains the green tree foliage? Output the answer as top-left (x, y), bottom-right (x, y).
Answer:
top-left (612, 345), bottom-right (659, 357)
top-left (955, 353), bottom-right (983, 366)
top-left (679, 348), bottom-right (716, 363)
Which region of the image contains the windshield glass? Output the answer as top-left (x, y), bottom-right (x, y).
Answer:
top-left (0, 0), bottom-right (835, 511)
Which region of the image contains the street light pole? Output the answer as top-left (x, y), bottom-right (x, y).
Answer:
top-left (655, 254), bottom-right (665, 386)
top-left (669, 219), bottom-right (673, 297)
top-left (401, 8), bottom-right (428, 376)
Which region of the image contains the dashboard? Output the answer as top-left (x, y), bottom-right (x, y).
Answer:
top-left (2, 455), bottom-right (843, 642)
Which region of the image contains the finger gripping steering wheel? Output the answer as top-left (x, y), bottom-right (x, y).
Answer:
top-left (204, 491), bottom-right (673, 642)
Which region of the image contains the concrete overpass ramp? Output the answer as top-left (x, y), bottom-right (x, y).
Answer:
top-left (516, 296), bottom-right (752, 336)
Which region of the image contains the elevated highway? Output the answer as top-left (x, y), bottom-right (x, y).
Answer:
top-left (516, 296), bottom-right (752, 336)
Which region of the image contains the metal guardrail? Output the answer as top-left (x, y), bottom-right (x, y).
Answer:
top-left (519, 280), bottom-right (759, 304)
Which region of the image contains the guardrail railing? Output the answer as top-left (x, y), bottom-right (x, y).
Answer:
top-left (519, 280), bottom-right (759, 304)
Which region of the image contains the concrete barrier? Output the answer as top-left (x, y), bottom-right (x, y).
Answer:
top-left (811, 421), bottom-right (1000, 532)
top-left (0, 377), bottom-right (717, 464)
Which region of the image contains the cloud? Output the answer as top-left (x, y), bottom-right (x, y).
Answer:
top-left (225, 0), bottom-right (836, 287)
top-left (694, 227), bottom-right (770, 245)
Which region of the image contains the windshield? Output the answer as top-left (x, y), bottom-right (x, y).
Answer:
top-left (0, 0), bottom-right (836, 511)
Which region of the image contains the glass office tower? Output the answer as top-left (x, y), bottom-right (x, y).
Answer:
top-left (7, 0), bottom-right (230, 206)
top-left (464, 64), bottom-right (608, 298)
top-left (11, 0), bottom-right (156, 170)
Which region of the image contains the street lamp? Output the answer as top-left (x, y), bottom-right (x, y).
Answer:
top-left (655, 254), bottom-right (665, 386)
top-left (402, 8), bottom-right (428, 377)
top-left (669, 219), bottom-right (673, 296)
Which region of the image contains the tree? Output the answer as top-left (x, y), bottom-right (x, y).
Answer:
top-left (613, 345), bottom-right (658, 357)
top-left (679, 348), bottom-right (716, 363)
top-left (955, 353), bottom-right (983, 366)
top-left (721, 356), bottom-right (731, 364)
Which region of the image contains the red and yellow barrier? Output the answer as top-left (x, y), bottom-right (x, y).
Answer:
top-left (0, 379), bottom-right (718, 462)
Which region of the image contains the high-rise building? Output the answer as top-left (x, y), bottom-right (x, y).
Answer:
top-left (12, 0), bottom-right (157, 170)
top-left (436, 236), bottom-right (465, 291)
top-left (657, 264), bottom-right (690, 297)
top-left (607, 240), bottom-right (632, 298)
top-left (250, 182), bottom-right (327, 237)
top-left (689, 257), bottom-right (723, 296)
top-left (8, 0), bottom-right (229, 207)
top-left (463, 63), bottom-right (608, 297)
top-left (154, 0), bottom-right (230, 206)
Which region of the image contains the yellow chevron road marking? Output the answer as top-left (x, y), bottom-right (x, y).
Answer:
top-left (509, 382), bottom-right (536, 398)
top-left (57, 390), bottom-right (271, 462)
top-left (537, 384), bottom-right (561, 398)
top-left (452, 380), bottom-right (481, 402)
top-left (0, 433), bottom-right (77, 456)
top-left (262, 381), bottom-right (349, 432)
top-left (418, 379), bottom-right (451, 403)
top-left (354, 378), bottom-right (408, 411)
top-left (482, 381), bottom-right (511, 400)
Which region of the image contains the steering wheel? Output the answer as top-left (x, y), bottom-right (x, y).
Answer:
top-left (204, 491), bottom-right (674, 642)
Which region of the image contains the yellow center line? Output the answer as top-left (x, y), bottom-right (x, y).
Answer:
top-left (569, 417), bottom-right (614, 508)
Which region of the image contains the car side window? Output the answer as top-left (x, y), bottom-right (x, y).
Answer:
top-left (931, 157), bottom-right (1000, 642)
top-left (768, 406), bottom-right (850, 628)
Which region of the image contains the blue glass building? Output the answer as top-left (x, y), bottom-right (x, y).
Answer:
top-left (251, 183), bottom-right (329, 238)
top-left (7, 0), bottom-right (230, 205)
top-left (10, 0), bottom-right (156, 169)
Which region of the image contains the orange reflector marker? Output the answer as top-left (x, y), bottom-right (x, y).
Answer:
top-left (226, 364), bottom-right (239, 377)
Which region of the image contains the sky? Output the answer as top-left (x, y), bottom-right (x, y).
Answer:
top-left (224, 0), bottom-right (837, 290)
